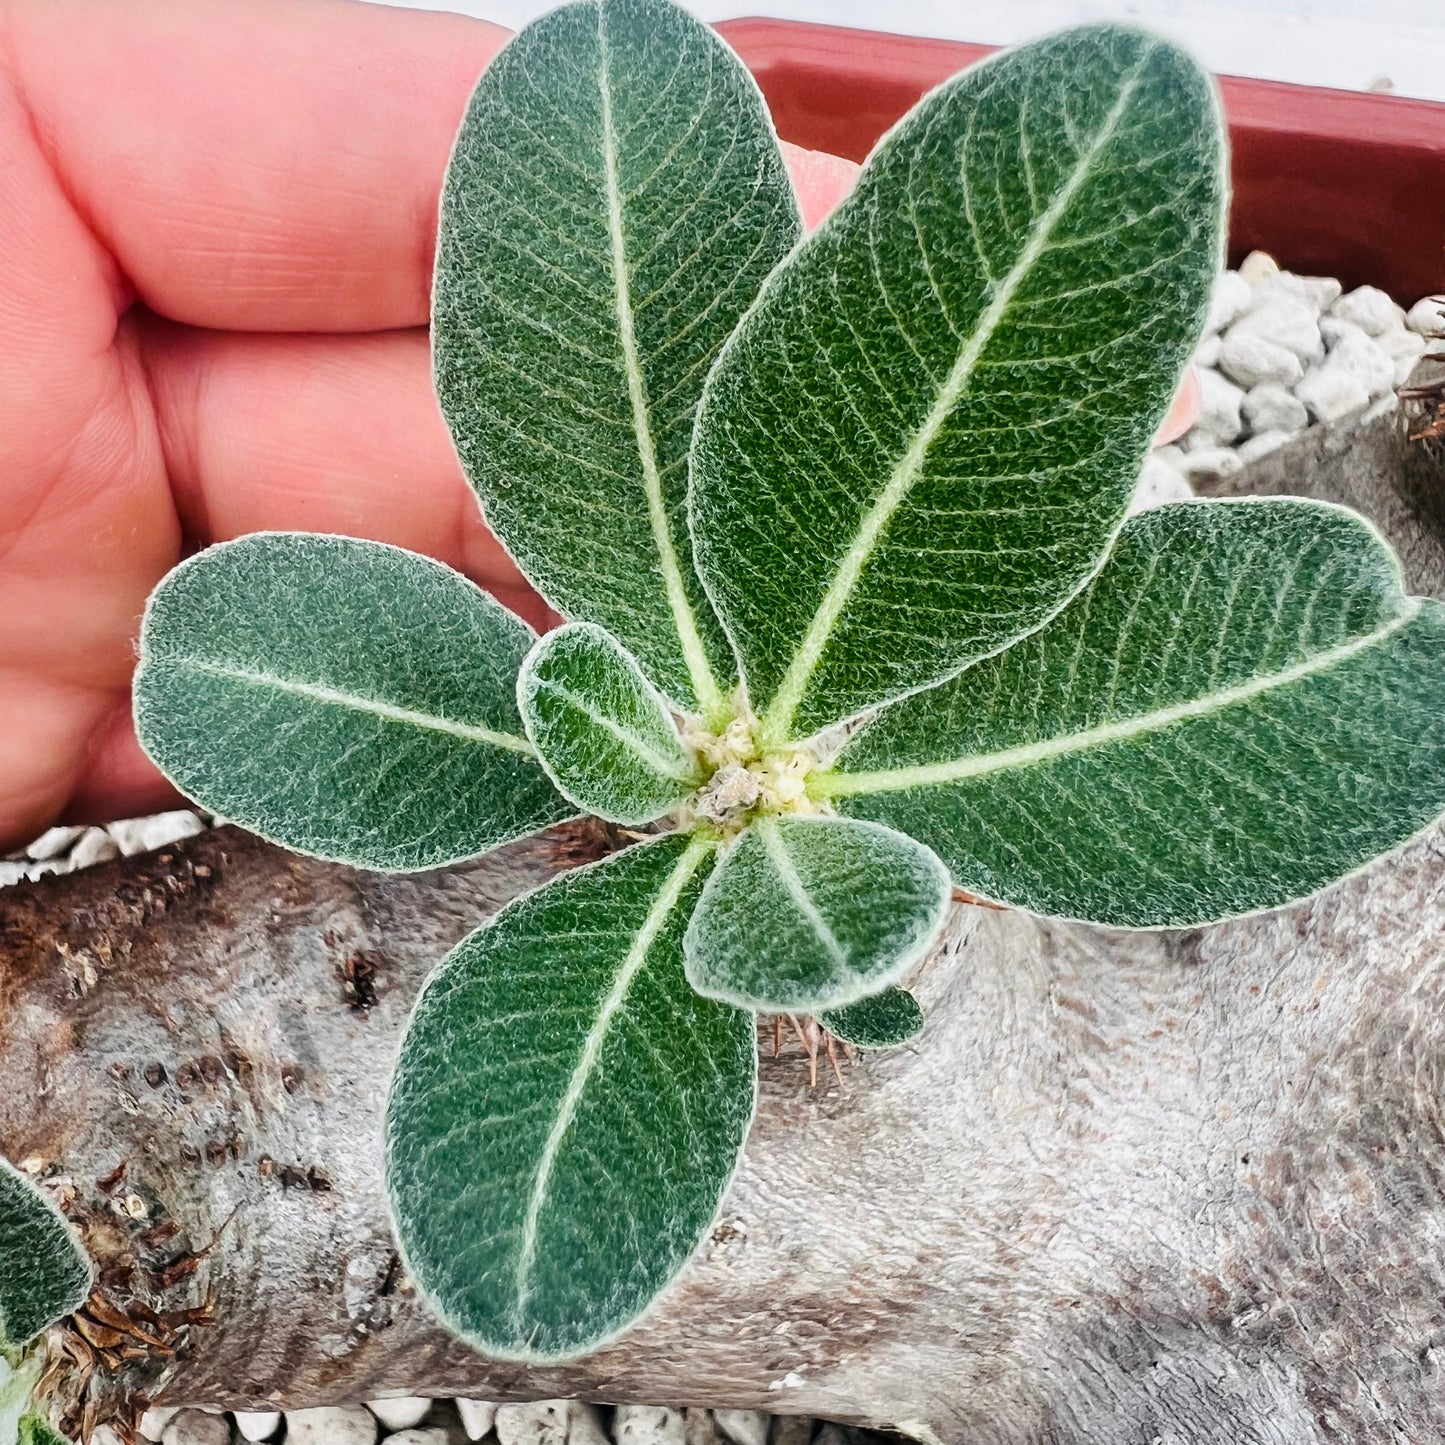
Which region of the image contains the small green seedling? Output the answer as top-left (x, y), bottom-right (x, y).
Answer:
top-left (133, 0), bottom-right (1445, 1365)
top-left (0, 1161), bottom-right (92, 1445)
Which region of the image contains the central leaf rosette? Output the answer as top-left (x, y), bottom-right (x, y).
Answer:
top-left (518, 624), bottom-right (833, 835)
top-left (518, 620), bottom-right (954, 1015)
top-left (681, 713), bottom-right (823, 833)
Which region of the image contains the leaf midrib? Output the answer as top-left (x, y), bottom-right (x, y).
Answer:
top-left (758, 819), bottom-right (847, 968)
top-left (596, 5), bottom-right (726, 723)
top-left (509, 834), bottom-right (715, 1330)
top-left (172, 659), bottom-right (536, 756)
top-left (821, 605), bottom-right (1421, 799)
top-left (536, 676), bottom-right (700, 784)
top-left (758, 45), bottom-right (1155, 747)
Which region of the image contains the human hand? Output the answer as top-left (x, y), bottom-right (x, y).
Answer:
top-left (0, 0), bottom-right (1195, 850)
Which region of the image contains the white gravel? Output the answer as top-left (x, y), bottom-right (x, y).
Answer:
top-left (456, 1404), bottom-right (498, 1442)
top-left (107, 809), bottom-right (208, 856)
top-left (233, 1413), bottom-right (283, 1442)
top-left (125, 1406), bottom-right (877, 1445)
top-left (69, 825), bottom-right (121, 868)
top-left (614, 1409), bottom-right (685, 1445)
top-left (24, 825), bottom-right (86, 861)
top-left (495, 1403), bottom-right (570, 1445)
top-left (140, 1410), bottom-right (180, 1442)
top-left (287, 1407), bottom-right (380, 1445)
top-left (4, 807), bottom-right (214, 887)
top-left (383, 1430), bottom-right (450, 1445)
top-left (1407, 296), bottom-right (1445, 336)
top-left (1146, 253), bottom-right (1439, 493)
top-left (368, 1402), bottom-right (435, 1433)
top-left (161, 1412), bottom-right (231, 1445)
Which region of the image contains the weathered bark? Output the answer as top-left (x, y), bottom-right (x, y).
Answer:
top-left (2, 397), bottom-right (1443, 1445)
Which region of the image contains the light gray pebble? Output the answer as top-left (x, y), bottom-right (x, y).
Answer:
top-left (1324, 328), bottom-right (1397, 398)
top-left (233, 1413), bottom-right (282, 1443)
top-left (140, 1410), bottom-right (180, 1442)
top-left (568, 1405), bottom-right (610, 1445)
top-left (456, 1402), bottom-right (498, 1442)
top-left (1375, 330), bottom-right (1421, 387)
top-left (1380, 326), bottom-right (1427, 365)
top-left (25, 825), bottom-right (85, 860)
top-left (287, 1407), bottom-right (379, 1445)
top-left (1227, 298), bottom-right (1324, 364)
top-left (1177, 447), bottom-right (1244, 485)
top-left (1329, 284), bottom-right (1405, 337)
top-left (615, 1408), bottom-right (685, 1445)
top-left (1297, 275), bottom-right (1344, 313)
top-left (715, 1413), bottom-right (770, 1445)
top-left (1396, 352), bottom-right (1428, 386)
top-left (1406, 296), bottom-right (1445, 336)
top-left (69, 826), bottom-right (120, 869)
top-left (1319, 314), bottom-right (1359, 351)
top-left (1180, 427), bottom-right (1224, 454)
top-left (495, 1402), bottom-right (570, 1445)
top-left (107, 810), bottom-right (206, 857)
top-left (1194, 368), bottom-right (1245, 445)
top-left (1271, 272), bottom-right (1341, 314)
top-left (1204, 269), bottom-right (1253, 334)
top-left (1131, 455), bottom-right (1195, 514)
top-left (1295, 363), bottom-right (1371, 425)
top-left (1237, 249), bottom-right (1280, 284)
top-left (1218, 329), bottom-right (1303, 390)
top-left (1242, 383), bottom-right (1308, 435)
top-left (381, 1431), bottom-right (449, 1445)
top-left (162, 1410), bottom-right (231, 1445)
top-left (367, 1400), bottom-right (433, 1432)
top-left (1237, 430), bottom-right (1296, 465)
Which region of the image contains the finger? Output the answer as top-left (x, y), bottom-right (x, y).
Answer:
top-left (0, 66), bottom-right (178, 845)
top-left (58, 695), bottom-right (188, 830)
top-left (137, 316), bottom-right (551, 629)
top-left (1157, 365), bottom-right (1201, 444)
top-left (5, 0), bottom-right (507, 332)
top-left (132, 130), bottom-right (870, 619)
top-left (781, 141), bottom-right (861, 232)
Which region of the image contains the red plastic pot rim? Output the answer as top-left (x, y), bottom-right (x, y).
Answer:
top-left (720, 16), bottom-right (1445, 303)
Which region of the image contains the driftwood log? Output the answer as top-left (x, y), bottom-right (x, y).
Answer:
top-left (2, 387), bottom-right (1443, 1445)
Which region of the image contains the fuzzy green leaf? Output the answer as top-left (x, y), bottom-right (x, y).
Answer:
top-left (520, 623), bottom-right (701, 824)
top-left (826, 500), bottom-right (1445, 927)
top-left (690, 24), bottom-right (1225, 744)
top-left (820, 988), bottom-right (924, 1049)
top-left (433, 0), bottom-right (800, 721)
top-left (134, 534), bottom-right (571, 872)
top-left (385, 833), bottom-right (754, 1362)
top-left (683, 816), bottom-right (950, 1011)
top-left (0, 1159), bottom-right (91, 1351)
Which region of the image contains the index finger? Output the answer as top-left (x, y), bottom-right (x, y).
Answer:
top-left (4, 0), bottom-right (508, 332)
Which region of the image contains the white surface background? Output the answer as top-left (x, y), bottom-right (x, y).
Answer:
top-left (374, 0), bottom-right (1445, 101)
